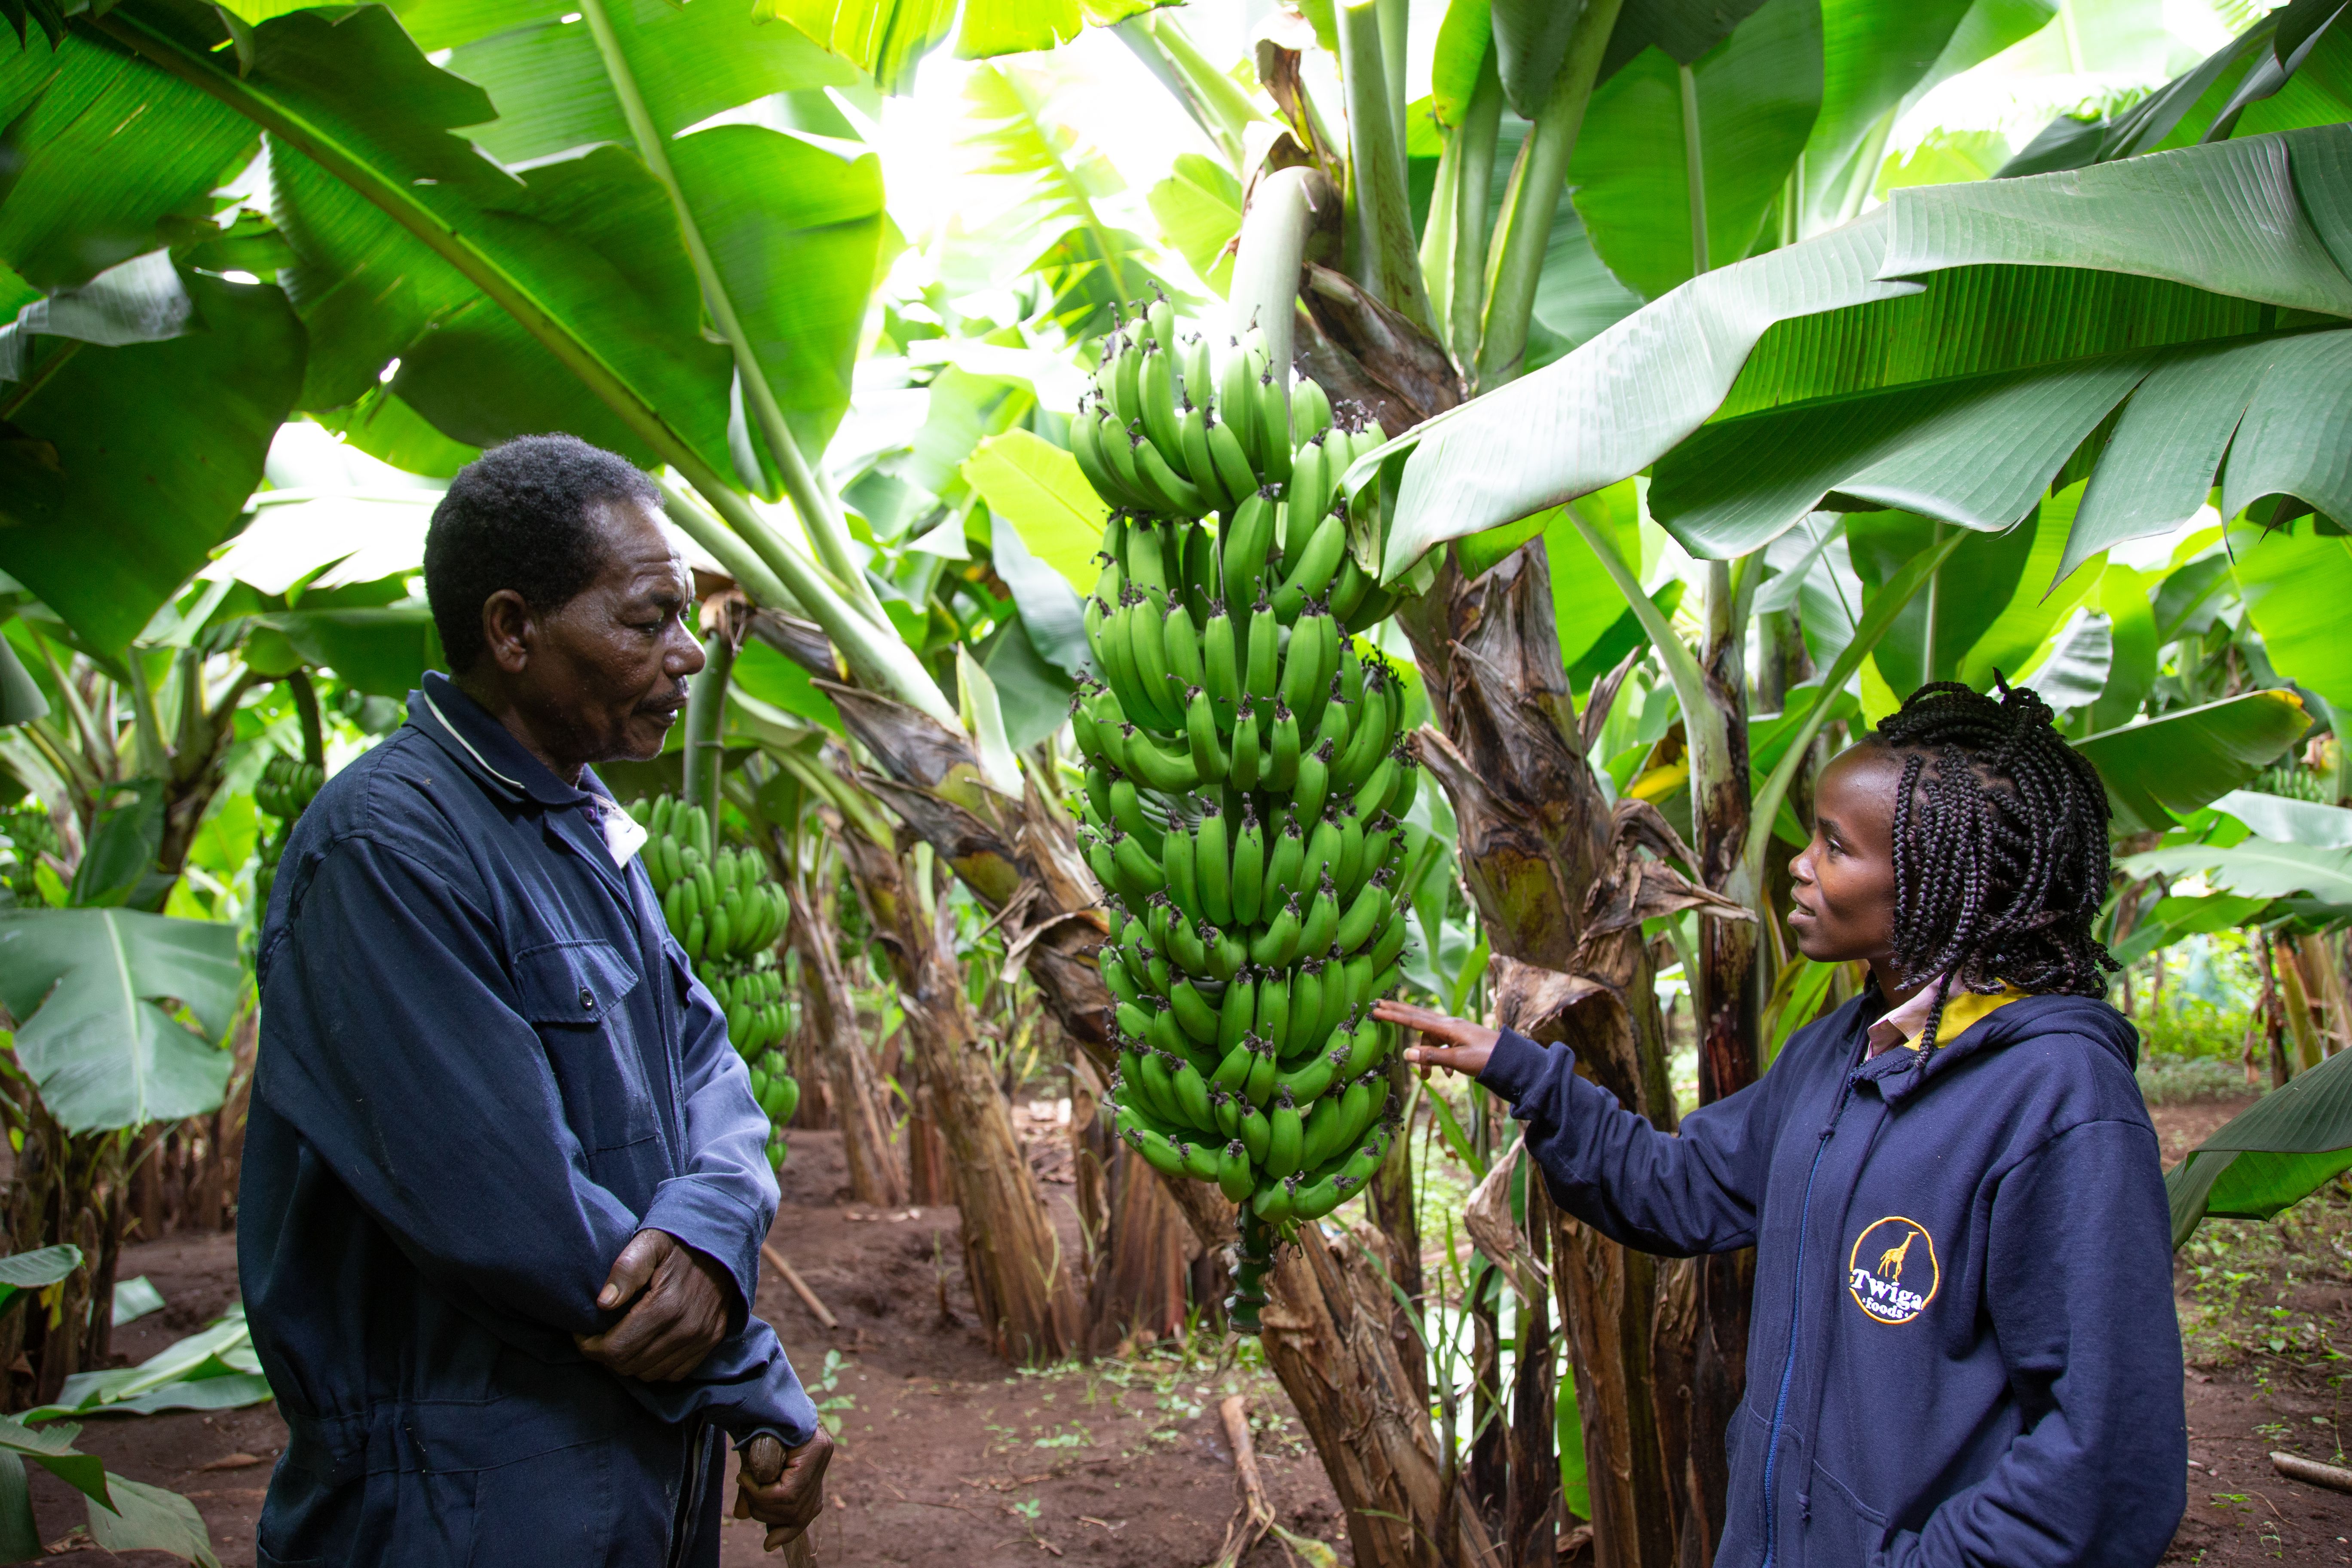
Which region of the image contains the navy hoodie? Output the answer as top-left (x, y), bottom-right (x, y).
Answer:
top-left (1480, 989), bottom-right (2184, 1568)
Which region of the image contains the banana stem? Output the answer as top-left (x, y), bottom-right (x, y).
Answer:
top-left (656, 478), bottom-right (801, 616)
top-left (683, 621), bottom-right (734, 829)
top-left (1377, 0), bottom-right (1410, 163)
top-left (575, 0), bottom-right (884, 629)
top-left (286, 670), bottom-right (325, 771)
top-left (1474, 0), bottom-right (1626, 392)
top-left (1561, 496), bottom-right (1725, 781)
top-left (1117, 13), bottom-right (1262, 168)
top-left (1229, 167), bottom-right (1336, 398)
top-left (1443, 51), bottom-right (1504, 374)
top-left (1338, 0), bottom-right (1436, 335)
top-left (1679, 63), bottom-right (1710, 279)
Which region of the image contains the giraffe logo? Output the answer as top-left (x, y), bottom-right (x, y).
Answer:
top-left (1848, 1216), bottom-right (1941, 1325)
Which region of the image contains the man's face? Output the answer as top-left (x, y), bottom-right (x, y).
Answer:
top-left (503, 499), bottom-right (706, 767)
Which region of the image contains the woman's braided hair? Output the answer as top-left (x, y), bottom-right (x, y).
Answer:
top-left (1871, 680), bottom-right (2119, 1066)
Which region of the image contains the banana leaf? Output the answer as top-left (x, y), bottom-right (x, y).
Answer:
top-left (0, 1246), bottom-right (80, 1320)
top-left (0, 263), bottom-right (302, 655)
top-left (2168, 1041), bottom-right (2352, 1246)
top-left (2230, 518), bottom-right (2352, 715)
top-left (2077, 689), bottom-right (2311, 834)
top-left (1568, 0), bottom-right (1823, 300)
top-left (2123, 837), bottom-right (2352, 903)
top-left (0, 908), bottom-right (241, 1134)
top-left (1370, 128), bottom-right (2352, 582)
top-left (2106, 891), bottom-right (2271, 968)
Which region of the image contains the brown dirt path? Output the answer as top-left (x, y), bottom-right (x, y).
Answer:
top-left (18, 1103), bottom-right (2352, 1566)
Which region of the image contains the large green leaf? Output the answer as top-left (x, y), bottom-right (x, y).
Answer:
top-left (2212, 788), bottom-right (2352, 848)
top-left (1373, 206), bottom-right (1920, 581)
top-left (963, 433), bottom-right (1096, 679)
top-left (2076, 689), bottom-right (2311, 834)
top-left (0, 33), bottom-right (254, 290)
top-left (423, 0), bottom-right (852, 163)
top-left (1567, 0), bottom-right (1823, 301)
top-left (749, 0), bottom-right (956, 93)
top-left (1845, 508), bottom-right (2032, 691)
top-left (2108, 891), bottom-right (2272, 968)
top-left (959, 430), bottom-right (1107, 595)
top-left (1796, 0), bottom-right (2053, 233)
top-left (0, 908), bottom-right (241, 1133)
top-left (429, 0), bottom-right (877, 475)
top-left (1372, 129), bottom-right (2352, 581)
top-left (0, 1245), bottom-right (81, 1321)
top-left (92, 0), bottom-right (746, 496)
top-left (261, 604), bottom-right (439, 699)
top-left (948, 62), bottom-right (1158, 326)
top-left (2122, 837), bottom-right (2352, 902)
top-left (0, 271), bottom-right (303, 655)
top-left (2168, 1041), bottom-right (2352, 1246)
top-left (2230, 518), bottom-right (2352, 714)
top-left (1146, 152), bottom-right (1240, 296)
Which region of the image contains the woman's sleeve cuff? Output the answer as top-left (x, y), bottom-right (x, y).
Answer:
top-left (1476, 1027), bottom-right (1564, 1104)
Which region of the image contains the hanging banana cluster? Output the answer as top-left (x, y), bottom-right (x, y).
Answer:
top-left (629, 793), bottom-right (800, 1167)
top-left (255, 753), bottom-right (327, 904)
top-left (635, 796), bottom-right (790, 963)
top-left (1066, 296), bottom-right (1417, 1330)
top-left (255, 755), bottom-right (326, 821)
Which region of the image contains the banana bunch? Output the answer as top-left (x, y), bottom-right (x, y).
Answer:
top-left (255, 755), bottom-right (325, 821)
top-left (633, 795), bottom-right (790, 964)
top-left (627, 793), bottom-right (801, 1167)
top-left (254, 753), bottom-right (327, 903)
top-left (1064, 297), bottom-right (1419, 1330)
top-left (1069, 297), bottom-right (1395, 641)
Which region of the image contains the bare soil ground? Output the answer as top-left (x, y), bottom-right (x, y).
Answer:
top-left (18, 1100), bottom-right (2352, 1567)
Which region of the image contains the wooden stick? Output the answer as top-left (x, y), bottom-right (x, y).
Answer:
top-left (1203, 1393), bottom-right (1276, 1568)
top-left (2272, 1450), bottom-right (2352, 1494)
top-left (741, 1434), bottom-right (821, 1564)
top-left (761, 1241), bottom-right (839, 1330)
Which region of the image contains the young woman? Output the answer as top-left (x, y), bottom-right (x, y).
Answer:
top-left (1375, 681), bottom-right (2184, 1568)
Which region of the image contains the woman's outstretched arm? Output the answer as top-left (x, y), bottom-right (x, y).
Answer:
top-left (1375, 999), bottom-right (1791, 1257)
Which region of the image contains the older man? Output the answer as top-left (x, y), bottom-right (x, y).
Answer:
top-left (240, 434), bottom-right (828, 1565)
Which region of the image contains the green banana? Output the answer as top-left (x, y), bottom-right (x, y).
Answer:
top-left (1227, 696), bottom-right (1263, 790)
top-left (1169, 977), bottom-right (1221, 1046)
top-left (1179, 401), bottom-right (1228, 513)
top-left (1196, 800), bottom-right (1233, 927)
top-left (1272, 513), bottom-right (1347, 622)
top-left (1230, 807), bottom-right (1266, 927)
top-left (1183, 686), bottom-right (1228, 787)
top-left (1139, 344), bottom-right (1184, 469)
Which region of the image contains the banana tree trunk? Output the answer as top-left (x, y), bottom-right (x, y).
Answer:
top-left (1681, 563), bottom-right (1758, 1563)
top-left (1159, 1178), bottom-right (1501, 1568)
top-left (783, 858), bottom-right (906, 1208)
top-left (830, 821), bottom-right (1082, 1360)
top-left (1400, 542), bottom-right (1712, 1568)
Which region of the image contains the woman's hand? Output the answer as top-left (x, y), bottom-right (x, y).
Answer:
top-left (1372, 999), bottom-right (1501, 1078)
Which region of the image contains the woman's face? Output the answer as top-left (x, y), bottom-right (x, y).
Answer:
top-left (1787, 744), bottom-right (1905, 969)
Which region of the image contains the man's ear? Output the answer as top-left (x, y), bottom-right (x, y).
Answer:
top-left (480, 589), bottom-right (536, 676)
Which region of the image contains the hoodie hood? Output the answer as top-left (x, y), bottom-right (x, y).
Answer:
top-left (1868, 990), bottom-right (2142, 1108)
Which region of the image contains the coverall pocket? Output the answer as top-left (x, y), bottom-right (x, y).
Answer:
top-left (514, 940), bottom-right (656, 1152)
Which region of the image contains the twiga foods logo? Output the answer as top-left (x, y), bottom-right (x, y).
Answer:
top-left (1847, 1216), bottom-right (1940, 1326)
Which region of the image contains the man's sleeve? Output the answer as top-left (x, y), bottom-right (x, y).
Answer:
top-left (259, 834), bottom-right (819, 1445)
top-left (1875, 1118), bottom-right (2185, 1568)
top-left (1479, 1029), bottom-right (1779, 1256)
top-left (639, 940), bottom-right (778, 1333)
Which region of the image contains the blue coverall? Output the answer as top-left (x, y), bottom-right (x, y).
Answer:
top-left (240, 672), bottom-right (818, 1567)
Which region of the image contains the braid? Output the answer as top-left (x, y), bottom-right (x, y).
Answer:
top-left (1871, 681), bottom-right (2119, 1067)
